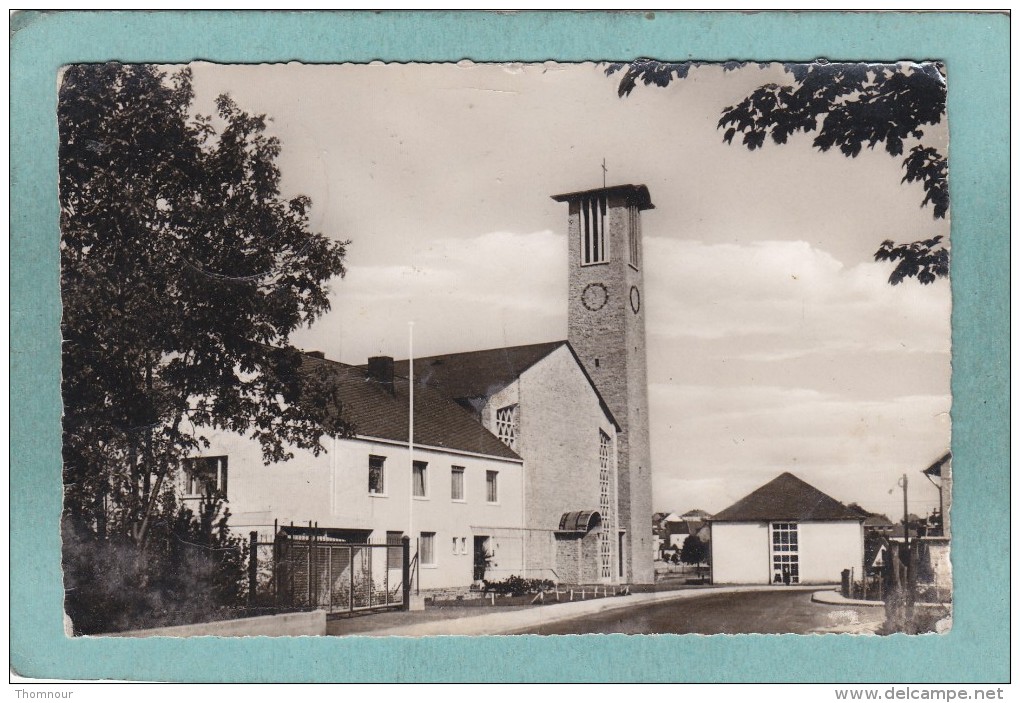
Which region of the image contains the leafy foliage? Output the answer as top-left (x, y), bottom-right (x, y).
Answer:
top-left (63, 495), bottom-right (246, 634)
top-left (679, 534), bottom-right (709, 566)
top-left (482, 575), bottom-right (555, 596)
top-left (59, 62), bottom-right (354, 627)
top-left (607, 60), bottom-right (950, 285)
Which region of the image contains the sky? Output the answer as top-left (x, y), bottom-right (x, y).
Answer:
top-left (187, 61), bottom-right (952, 519)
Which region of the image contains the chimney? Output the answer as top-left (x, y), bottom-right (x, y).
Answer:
top-left (367, 356), bottom-right (395, 395)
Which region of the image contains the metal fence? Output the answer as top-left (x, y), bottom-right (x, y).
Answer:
top-left (244, 525), bottom-right (414, 615)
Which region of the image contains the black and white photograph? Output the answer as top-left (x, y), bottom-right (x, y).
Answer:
top-left (58, 59), bottom-right (953, 638)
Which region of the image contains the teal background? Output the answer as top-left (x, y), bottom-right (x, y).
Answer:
top-left (10, 11), bottom-right (1009, 682)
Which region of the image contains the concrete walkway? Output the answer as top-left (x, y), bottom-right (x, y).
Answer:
top-left (344, 584), bottom-right (820, 637)
top-left (812, 589), bottom-right (952, 609)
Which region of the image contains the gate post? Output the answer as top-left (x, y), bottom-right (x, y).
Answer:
top-left (401, 536), bottom-right (411, 611)
top-left (248, 531), bottom-right (258, 606)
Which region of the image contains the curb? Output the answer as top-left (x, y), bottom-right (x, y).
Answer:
top-left (354, 584), bottom-right (822, 637)
top-left (811, 590), bottom-right (952, 609)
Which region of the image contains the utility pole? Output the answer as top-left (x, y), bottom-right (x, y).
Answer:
top-left (900, 473), bottom-right (915, 628)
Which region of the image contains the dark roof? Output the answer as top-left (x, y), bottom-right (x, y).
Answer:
top-left (551, 184), bottom-right (655, 211)
top-left (710, 472), bottom-right (864, 522)
top-left (301, 356), bottom-right (520, 461)
top-left (391, 341), bottom-right (564, 402)
top-left (387, 341), bottom-right (620, 430)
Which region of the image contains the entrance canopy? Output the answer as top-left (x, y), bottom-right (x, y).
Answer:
top-left (558, 510), bottom-right (602, 533)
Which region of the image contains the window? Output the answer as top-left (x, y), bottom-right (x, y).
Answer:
top-left (183, 456), bottom-right (227, 497)
top-left (460, 537), bottom-right (467, 555)
top-left (451, 466), bottom-right (465, 501)
top-left (771, 522), bottom-right (798, 552)
top-left (599, 431), bottom-right (613, 579)
top-left (495, 404), bottom-right (517, 450)
top-left (421, 532), bottom-right (436, 566)
top-left (368, 455), bottom-right (385, 495)
top-left (580, 194), bottom-right (608, 265)
top-left (486, 470), bottom-right (499, 503)
top-left (771, 522), bottom-right (800, 584)
top-left (413, 461), bottom-right (428, 498)
top-left (628, 204), bottom-right (640, 269)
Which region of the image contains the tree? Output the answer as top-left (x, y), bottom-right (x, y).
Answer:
top-left (679, 534), bottom-right (709, 567)
top-left (606, 60), bottom-right (949, 285)
top-left (59, 63), bottom-right (354, 556)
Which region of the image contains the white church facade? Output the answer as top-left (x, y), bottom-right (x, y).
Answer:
top-left (182, 184), bottom-right (657, 589)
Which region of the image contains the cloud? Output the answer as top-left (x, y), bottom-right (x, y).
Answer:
top-left (644, 237), bottom-right (951, 358)
top-left (292, 229), bottom-right (567, 362)
top-left (649, 383), bottom-right (950, 515)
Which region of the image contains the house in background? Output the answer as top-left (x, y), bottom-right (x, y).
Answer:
top-left (659, 510), bottom-right (711, 554)
top-left (708, 472), bottom-right (865, 585)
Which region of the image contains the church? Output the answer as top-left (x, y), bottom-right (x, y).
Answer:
top-left (183, 184), bottom-right (656, 589)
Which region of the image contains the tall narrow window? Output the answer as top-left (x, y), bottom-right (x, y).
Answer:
top-left (580, 194), bottom-right (608, 265)
top-left (495, 404), bottom-right (517, 450)
top-left (368, 455), bottom-right (386, 494)
top-left (420, 532), bottom-right (436, 565)
top-left (598, 431), bottom-right (613, 579)
top-left (771, 522), bottom-right (800, 584)
top-left (486, 470), bottom-right (499, 503)
top-left (451, 466), bottom-right (465, 501)
top-left (413, 461), bottom-right (428, 498)
top-left (628, 205), bottom-right (640, 269)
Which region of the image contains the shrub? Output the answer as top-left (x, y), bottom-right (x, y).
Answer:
top-left (482, 576), bottom-right (555, 596)
top-left (63, 494), bottom-right (247, 634)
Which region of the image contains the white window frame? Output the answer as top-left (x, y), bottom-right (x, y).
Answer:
top-left (183, 456), bottom-right (228, 498)
top-left (495, 404), bottom-right (517, 450)
top-left (420, 531), bottom-right (437, 567)
top-left (485, 470), bottom-right (499, 504)
top-left (413, 460), bottom-right (429, 499)
top-left (770, 522), bottom-right (800, 584)
top-left (451, 466), bottom-right (465, 502)
top-left (368, 454), bottom-right (386, 496)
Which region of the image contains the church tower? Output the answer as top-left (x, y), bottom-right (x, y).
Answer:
top-left (552, 184), bottom-right (655, 584)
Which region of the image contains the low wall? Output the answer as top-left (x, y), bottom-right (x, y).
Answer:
top-left (106, 610), bottom-right (327, 638)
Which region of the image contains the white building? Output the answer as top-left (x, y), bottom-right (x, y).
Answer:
top-left (182, 183), bottom-right (658, 590)
top-left (182, 356), bottom-right (526, 591)
top-left (709, 472), bottom-right (865, 585)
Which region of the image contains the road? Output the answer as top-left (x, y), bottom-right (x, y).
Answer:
top-left (511, 589), bottom-right (883, 635)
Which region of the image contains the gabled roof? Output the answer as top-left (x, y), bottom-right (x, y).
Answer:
top-left (300, 356), bottom-right (520, 461)
top-left (391, 341), bottom-right (564, 402)
top-left (388, 340), bottom-right (620, 430)
top-left (710, 472), bottom-right (863, 522)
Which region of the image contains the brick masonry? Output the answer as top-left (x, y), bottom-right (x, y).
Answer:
top-left (565, 188), bottom-right (655, 584)
top-left (482, 344), bottom-right (620, 584)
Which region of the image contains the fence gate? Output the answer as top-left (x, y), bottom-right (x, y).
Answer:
top-left (248, 528), bottom-right (413, 614)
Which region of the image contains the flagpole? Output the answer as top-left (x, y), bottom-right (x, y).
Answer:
top-left (408, 321), bottom-right (414, 547)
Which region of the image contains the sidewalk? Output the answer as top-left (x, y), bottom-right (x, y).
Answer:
top-left (811, 589), bottom-right (953, 609)
top-left (336, 584), bottom-right (819, 637)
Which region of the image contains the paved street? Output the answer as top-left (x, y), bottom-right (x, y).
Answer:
top-left (511, 589), bottom-right (883, 635)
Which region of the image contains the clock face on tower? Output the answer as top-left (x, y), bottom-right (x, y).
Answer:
top-left (581, 282), bottom-right (609, 311)
top-left (630, 285), bottom-right (641, 314)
